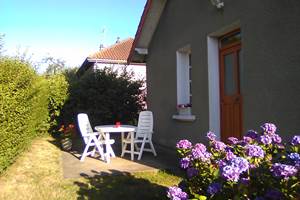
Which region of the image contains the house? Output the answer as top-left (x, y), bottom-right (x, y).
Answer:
top-left (129, 0), bottom-right (300, 148)
top-left (78, 38), bottom-right (145, 82)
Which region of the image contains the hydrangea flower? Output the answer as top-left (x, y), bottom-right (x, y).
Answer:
top-left (259, 135), bottom-right (272, 145)
top-left (221, 157), bottom-right (249, 182)
top-left (231, 157), bottom-right (249, 173)
top-left (246, 130), bottom-right (258, 139)
top-left (207, 182), bottom-right (222, 195)
top-left (227, 137), bottom-right (239, 145)
top-left (261, 123), bottom-right (277, 135)
top-left (288, 153), bottom-right (300, 167)
top-left (176, 139), bottom-right (192, 149)
top-left (193, 143), bottom-right (206, 152)
top-left (191, 150), bottom-right (211, 162)
top-left (291, 135), bottom-right (300, 146)
top-left (207, 131), bottom-right (217, 141)
top-left (167, 186), bottom-right (188, 200)
top-left (270, 134), bottom-right (282, 144)
top-left (212, 141), bottom-right (226, 151)
top-left (217, 159), bottom-right (226, 168)
top-left (225, 151), bottom-right (236, 161)
top-left (243, 136), bottom-right (253, 144)
top-left (191, 143), bottom-right (211, 162)
top-left (180, 157), bottom-right (190, 169)
top-left (186, 167), bottom-right (199, 178)
top-left (271, 163), bottom-right (298, 179)
top-left (221, 165), bottom-right (241, 182)
top-left (245, 144), bottom-right (265, 158)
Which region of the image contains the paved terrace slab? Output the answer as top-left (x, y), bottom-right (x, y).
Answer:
top-left (62, 137), bottom-right (180, 178)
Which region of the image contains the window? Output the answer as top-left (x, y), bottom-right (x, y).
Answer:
top-left (176, 45), bottom-right (192, 107)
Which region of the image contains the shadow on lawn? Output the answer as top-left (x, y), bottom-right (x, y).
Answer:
top-left (74, 170), bottom-right (169, 200)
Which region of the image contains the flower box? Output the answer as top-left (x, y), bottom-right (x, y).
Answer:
top-left (177, 107), bottom-right (191, 115)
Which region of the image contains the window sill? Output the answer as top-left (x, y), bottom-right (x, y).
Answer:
top-left (172, 114), bottom-right (196, 122)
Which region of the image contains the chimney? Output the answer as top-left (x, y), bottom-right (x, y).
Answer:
top-left (115, 37), bottom-right (120, 43)
top-left (99, 43), bottom-right (104, 50)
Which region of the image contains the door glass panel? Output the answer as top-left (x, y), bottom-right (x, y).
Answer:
top-left (224, 53), bottom-right (236, 96)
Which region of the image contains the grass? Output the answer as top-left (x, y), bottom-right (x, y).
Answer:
top-left (0, 136), bottom-right (182, 200)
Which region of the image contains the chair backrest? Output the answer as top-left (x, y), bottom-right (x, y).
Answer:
top-left (77, 113), bottom-right (94, 144)
top-left (136, 111), bottom-right (153, 137)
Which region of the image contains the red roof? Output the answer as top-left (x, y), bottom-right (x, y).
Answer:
top-left (89, 38), bottom-right (133, 64)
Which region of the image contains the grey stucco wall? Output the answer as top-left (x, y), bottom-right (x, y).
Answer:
top-left (146, 0), bottom-right (300, 148)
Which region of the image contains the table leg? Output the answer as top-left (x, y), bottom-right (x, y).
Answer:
top-left (130, 132), bottom-right (134, 160)
top-left (121, 132), bottom-right (124, 155)
top-left (105, 132), bottom-right (115, 159)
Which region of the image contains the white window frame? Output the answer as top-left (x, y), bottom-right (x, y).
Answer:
top-left (176, 46), bottom-right (191, 106)
top-left (173, 45), bottom-right (196, 122)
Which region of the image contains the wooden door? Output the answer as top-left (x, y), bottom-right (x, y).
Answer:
top-left (220, 42), bottom-right (242, 141)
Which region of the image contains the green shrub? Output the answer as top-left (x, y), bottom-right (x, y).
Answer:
top-left (0, 58), bottom-right (48, 173)
top-left (62, 68), bottom-right (144, 126)
top-left (46, 74), bottom-right (69, 134)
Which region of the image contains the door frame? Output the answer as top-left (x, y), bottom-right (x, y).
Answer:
top-left (207, 22), bottom-right (241, 140)
top-left (219, 29), bottom-right (242, 140)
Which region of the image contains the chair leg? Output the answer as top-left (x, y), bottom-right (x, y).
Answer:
top-left (91, 147), bottom-right (96, 157)
top-left (80, 138), bottom-right (92, 162)
top-left (134, 143), bottom-right (139, 151)
top-left (149, 141), bottom-right (157, 156)
top-left (130, 132), bottom-right (134, 160)
top-left (137, 137), bottom-right (147, 160)
top-left (94, 139), bottom-right (105, 160)
top-left (121, 143), bottom-right (127, 157)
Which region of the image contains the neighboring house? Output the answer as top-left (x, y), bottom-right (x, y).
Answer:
top-left (129, 0), bottom-right (300, 148)
top-left (78, 38), bottom-right (146, 82)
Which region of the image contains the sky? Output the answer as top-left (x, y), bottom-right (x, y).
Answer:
top-left (0, 0), bottom-right (146, 72)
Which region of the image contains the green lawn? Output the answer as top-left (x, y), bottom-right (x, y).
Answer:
top-left (0, 136), bottom-right (182, 200)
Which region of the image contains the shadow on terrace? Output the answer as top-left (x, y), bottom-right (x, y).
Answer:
top-left (74, 170), bottom-right (170, 200)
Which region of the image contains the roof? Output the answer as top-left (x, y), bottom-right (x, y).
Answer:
top-left (89, 38), bottom-right (134, 64)
top-left (128, 0), bottom-right (167, 64)
top-left (78, 38), bottom-right (145, 76)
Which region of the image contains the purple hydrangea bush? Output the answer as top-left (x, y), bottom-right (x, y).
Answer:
top-left (167, 123), bottom-right (300, 200)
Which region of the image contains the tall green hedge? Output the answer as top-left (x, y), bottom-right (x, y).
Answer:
top-left (0, 58), bottom-right (68, 174)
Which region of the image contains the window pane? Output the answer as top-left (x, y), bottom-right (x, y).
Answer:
top-left (224, 53), bottom-right (236, 96)
top-left (220, 32), bottom-right (241, 48)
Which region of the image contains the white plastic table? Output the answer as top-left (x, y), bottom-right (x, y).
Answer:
top-left (95, 125), bottom-right (136, 163)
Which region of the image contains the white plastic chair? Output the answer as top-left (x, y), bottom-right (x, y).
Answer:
top-left (121, 111), bottom-right (157, 160)
top-left (77, 113), bottom-right (115, 162)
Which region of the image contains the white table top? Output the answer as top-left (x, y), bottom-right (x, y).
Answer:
top-left (95, 125), bottom-right (136, 133)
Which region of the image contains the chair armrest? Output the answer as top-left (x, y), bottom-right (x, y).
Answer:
top-left (88, 132), bottom-right (100, 136)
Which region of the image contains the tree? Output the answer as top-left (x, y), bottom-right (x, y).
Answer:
top-left (0, 33), bottom-right (5, 56)
top-left (42, 56), bottom-right (66, 75)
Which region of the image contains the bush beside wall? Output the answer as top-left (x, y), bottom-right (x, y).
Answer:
top-left (62, 68), bottom-right (144, 127)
